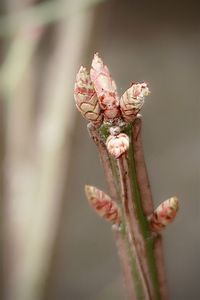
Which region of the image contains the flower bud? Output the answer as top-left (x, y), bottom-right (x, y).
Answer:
top-left (90, 53), bottom-right (120, 120)
top-left (106, 133), bottom-right (129, 159)
top-left (85, 185), bottom-right (121, 224)
top-left (120, 82), bottom-right (150, 123)
top-left (149, 196), bottom-right (179, 232)
top-left (74, 66), bottom-right (103, 126)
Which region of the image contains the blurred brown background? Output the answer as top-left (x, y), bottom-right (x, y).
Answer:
top-left (0, 0), bottom-right (200, 299)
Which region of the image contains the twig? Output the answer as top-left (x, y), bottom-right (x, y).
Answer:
top-left (75, 54), bottom-right (178, 300)
top-left (112, 226), bottom-right (136, 300)
top-left (0, 0), bottom-right (106, 37)
top-left (3, 3), bottom-right (97, 300)
top-left (3, 24), bottom-right (44, 300)
top-left (154, 236), bottom-right (169, 300)
top-left (117, 155), bottom-right (152, 299)
top-left (0, 26), bottom-right (43, 101)
top-left (88, 123), bottom-right (119, 202)
top-left (88, 124), bottom-right (136, 298)
top-left (0, 98), bottom-right (5, 300)
top-left (132, 118), bottom-right (169, 300)
top-left (131, 118), bottom-right (154, 215)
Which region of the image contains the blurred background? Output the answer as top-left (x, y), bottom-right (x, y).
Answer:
top-left (0, 0), bottom-right (200, 299)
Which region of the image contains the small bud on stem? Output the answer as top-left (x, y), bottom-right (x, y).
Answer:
top-left (85, 185), bottom-right (121, 224)
top-left (149, 196), bottom-right (179, 232)
top-left (106, 133), bottom-right (129, 159)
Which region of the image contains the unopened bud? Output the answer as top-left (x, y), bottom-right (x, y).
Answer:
top-left (90, 53), bottom-right (120, 120)
top-left (120, 82), bottom-right (150, 123)
top-left (106, 133), bottom-right (129, 159)
top-left (74, 66), bottom-right (103, 126)
top-left (149, 196), bottom-right (179, 232)
top-left (85, 185), bottom-right (121, 224)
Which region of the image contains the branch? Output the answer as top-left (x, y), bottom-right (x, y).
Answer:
top-left (0, 0), bottom-right (106, 37)
top-left (112, 226), bottom-right (136, 300)
top-left (132, 118), bottom-right (169, 300)
top-left (131, 117), bottom-right (154, 215)
top-left (88, 124), bottom-right (137, 298)
top-left (74, 54), bottom-right (179, 300)
top-left (88, 123), bottom-right (119, 202)
top-left (117, 155), bottom-right (152, 299)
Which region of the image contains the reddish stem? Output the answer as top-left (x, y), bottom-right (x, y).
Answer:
top-left (112, 226), bottom-right (136, 300)
top-left (88, 123), bottom-right (118, 202)
top-left (131, 117), bottom-right (154, 216)
top-left (88, 123), bottom-right (136, 299)
top-left (132, 118), bottom-right (169, 300)
top-left (117, 156), bottom-right (152, 300)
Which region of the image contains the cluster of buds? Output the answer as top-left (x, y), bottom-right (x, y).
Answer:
top-left (75, 54), bottom-right (179, 233)
top-left (149, 196), bottom-right (179, 232)
top-left (74, 53), bottom-right (150, 126)
top-left (85, 185), bottom-right (121, 225)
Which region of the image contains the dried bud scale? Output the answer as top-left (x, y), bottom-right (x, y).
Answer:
top-left (149, 196), bottom-right (179, 232)
top-left (85, 185), bottom-right (121, 225)
top-left (106, 133), bottom-right (129, 159)
top-left (74, 66), bottom-right (102, 126)
top-left (120, 82), bottom-right (150, 123)
top-left (90, 53), bottom-right (120, 121)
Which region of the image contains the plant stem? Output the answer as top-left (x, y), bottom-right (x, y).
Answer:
top-left (88, 118), bottom-right (168, 300)
top-left (88, 123), bottom-right (119, 202)
top-left (117, 155), bottom-right (152, 299)
top-left (112, 226), bottom-right (136, 300)
top-left (131, 118), bottom-right (169, 300)
top-left (121, 118), bottom-right (168, 300)
top-left (154, 236), bottom-right (168, 299)
top-left (131, 118), bottom-right (154, 215)
top-left (88, 124), bottom-right (139, 299)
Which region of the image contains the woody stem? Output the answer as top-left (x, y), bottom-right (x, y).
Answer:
top-left (131, 118), bottom-right (168, 298)
top-left (122, 118), bottom-right (168, 300)
top-left (88, 123), bottom-right (149, 299)
top-left (88, 117), bottom-right (168, 300)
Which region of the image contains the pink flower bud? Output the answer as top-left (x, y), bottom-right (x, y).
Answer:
top-left (74, 66), bottom-right (103, 126)
top-left (85, 185), bottom-right (121, 224)
top-left (149, 196), bottom-right (179, 232)
top-left (120, 82), bottom-right (150, 123)
top-left (106, 133), bottom-right (129, 159)
top-left (90, 53), bottom-right (120, 121)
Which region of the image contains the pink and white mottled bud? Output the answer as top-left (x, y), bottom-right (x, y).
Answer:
top-left (149, 196), bottom-right (179, 232)
top-left (106, 133), bottom-right (129, 159)
top-left (74, 66), bottom-right (103, 126)
top-left (120, 82), bottom-right (150, 123)
top-left (85, 185), bottom-right (121, 224)
top-left (90, 53), bottom-right (120, 120)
